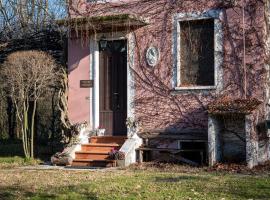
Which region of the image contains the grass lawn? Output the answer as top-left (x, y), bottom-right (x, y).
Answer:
top-left (0, 140), bottom-right (41, 169)
top-left (0, 161), bottom-right (269, 200)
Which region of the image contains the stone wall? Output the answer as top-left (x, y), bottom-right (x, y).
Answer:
top-left (219, 115), bottom-right (246, 163)
top-left (209, 114), bottom-right (262, 168)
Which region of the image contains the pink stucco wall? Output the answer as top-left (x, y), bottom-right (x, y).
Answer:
top-left (66, 0), bottom-right (270, 165)
top-left (68, 0), bottom-right (268, 132)
top-left (68, 38), bottom-right (90, 124)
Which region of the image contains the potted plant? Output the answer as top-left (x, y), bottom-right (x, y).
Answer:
top-left (96, 126), bottom-right (106, 136)
top-left (88, 126), bottom-right (106, 137)
top-left (109, 149), bottom-right (125, 167)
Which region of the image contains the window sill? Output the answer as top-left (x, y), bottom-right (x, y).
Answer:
top-left (173, 86), bottom-right (216, 91)
top-left (86, 0), bottom-right (106, 3)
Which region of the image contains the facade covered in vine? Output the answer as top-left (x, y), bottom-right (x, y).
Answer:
top-left (66, 0), bottom-right (270, 167)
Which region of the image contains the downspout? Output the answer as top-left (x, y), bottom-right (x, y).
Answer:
top-left (243, 0), bottom-right (247, 99)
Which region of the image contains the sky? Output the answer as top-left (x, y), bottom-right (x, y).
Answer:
top-left (48, 0), bottom-right (68, 19)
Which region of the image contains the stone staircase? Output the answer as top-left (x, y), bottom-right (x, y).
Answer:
top-left (71, 136), bottom-right (127, 168)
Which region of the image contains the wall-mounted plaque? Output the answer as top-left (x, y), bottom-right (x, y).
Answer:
top-left (80, 80), bottom-right (94, 88)
top-left (146, 46), bottom-right (160, 67)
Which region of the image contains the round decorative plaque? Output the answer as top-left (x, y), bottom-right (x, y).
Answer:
top-left (146, 46), bottom-right (160, 67)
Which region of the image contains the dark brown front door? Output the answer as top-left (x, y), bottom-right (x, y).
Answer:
top-left (99, 40), bottom-right (127, 136)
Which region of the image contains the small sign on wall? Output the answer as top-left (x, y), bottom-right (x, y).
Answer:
top-left (80, 80), bottom-right (94, 88)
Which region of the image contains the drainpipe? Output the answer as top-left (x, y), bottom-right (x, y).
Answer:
top-left (243, 0), bottom-right (247, 99)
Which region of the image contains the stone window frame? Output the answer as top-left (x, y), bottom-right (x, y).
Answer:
top-left (86, 0), bottom-right (106, 3)
top-left (172, 9), bottom-right (224, 91)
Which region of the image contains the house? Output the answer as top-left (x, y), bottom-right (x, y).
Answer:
top-left (63, 0), bottom-right (270, 168)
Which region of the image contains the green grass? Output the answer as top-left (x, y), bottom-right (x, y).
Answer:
top-left (0, 139), bottom-right (42, 168)
top-left (0, 164), bottom-right (269, 200)
top-left (0, 156), bottom-right (40, 168)
top-left (0, 140), bottom-right (269, 199)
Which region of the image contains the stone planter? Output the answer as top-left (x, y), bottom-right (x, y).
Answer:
top-left (51, 155), bottom-right (73, 166)
top-left (116, 160), bottom-right (125, 167)
top-left (97, 129), bottom-right (106, 136)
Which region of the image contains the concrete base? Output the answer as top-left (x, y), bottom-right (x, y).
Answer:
top-left (120, 134), bottom-right (142, 167)
top-left (64, 127), bottom-right (91, 160)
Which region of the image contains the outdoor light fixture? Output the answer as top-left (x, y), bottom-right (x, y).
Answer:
top-left (99, 35), bottom-right (107, 50)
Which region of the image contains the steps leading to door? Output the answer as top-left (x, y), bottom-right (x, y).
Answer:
top-left (72, 159), bottom-right (116, 167)
top-left (75, 151), bottom-right (110, 160)
top-left (89, 136), bottom-right (127, 145)
top-left (72, 136), bottom-right (127, 168)
top-left (81, 143), bottom-right (120, 152)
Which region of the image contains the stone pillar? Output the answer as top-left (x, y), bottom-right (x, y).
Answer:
top-left (208, 115), bottom-right (222, 166)
top-left (245, 115), bottom-right (259, 168)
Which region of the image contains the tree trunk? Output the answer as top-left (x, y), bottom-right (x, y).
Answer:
top-left (22, 101), bottom-right (30, 158)
top-left (7, 97), bottom-right (16, 139)
top-left (30, 100), bottom-right (37, 158)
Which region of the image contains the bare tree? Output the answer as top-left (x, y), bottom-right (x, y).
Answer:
top-left (0, 0), bottom-right (68, 41)
top-left (1, 50), bottom-right (59, 158)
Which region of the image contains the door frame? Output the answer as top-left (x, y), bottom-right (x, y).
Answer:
top-left (89, 32), bottom-right (136, 138)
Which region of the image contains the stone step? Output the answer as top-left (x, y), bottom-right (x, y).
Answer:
top-left (81, 143), bottom-right (120, 152)
top-left (75, 151), bottom-right (110, 160)
top-left (72, 159), bottom-right (116, 167)
top-left (89, 136), bottom-right (127, 145)
top-left (72, 136), bottom-right (127, 168)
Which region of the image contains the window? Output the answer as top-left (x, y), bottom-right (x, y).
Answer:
top-left (180, 19), bottom-right (215, 87)
top-left (173, 10), bottom-right (223, 91)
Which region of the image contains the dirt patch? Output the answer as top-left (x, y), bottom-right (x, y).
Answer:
top-left (128, 162), bottom-right (206, 173)
top-left (129, 161), bottom-right (270, 175)
top-left (208, 161), bottom-right (270, 175)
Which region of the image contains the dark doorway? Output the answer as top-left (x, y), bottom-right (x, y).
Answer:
top-left (99, 40), bottom-right (127, 136)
